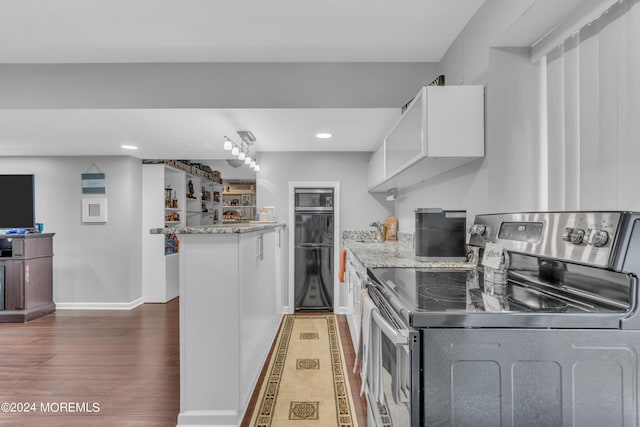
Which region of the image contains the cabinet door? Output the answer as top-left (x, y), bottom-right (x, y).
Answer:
top-left (2, 260), bottom-right (25, 310)
top-left (367, 143), bottom-right (386, 189)
top-left (426, 85), bottom-right (484, 157)
top-left (23, 257), bottom-right (53, 310)
top-left (238, 230), bottom-right (280, 408)
top-left (384, 88), bottom-right (426, 177)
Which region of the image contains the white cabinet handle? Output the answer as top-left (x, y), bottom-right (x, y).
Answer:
top-left (256, 234), bottom-right (264, 261)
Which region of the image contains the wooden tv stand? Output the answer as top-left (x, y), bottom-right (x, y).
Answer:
top-left (0, 233), bottom-right (55, 322)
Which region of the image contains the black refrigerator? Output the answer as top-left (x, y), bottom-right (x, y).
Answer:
top-left (294, 188), bottom-right (334, 311)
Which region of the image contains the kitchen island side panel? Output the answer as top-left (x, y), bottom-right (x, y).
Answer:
top-left (178, 233), bottom-right (241, 426)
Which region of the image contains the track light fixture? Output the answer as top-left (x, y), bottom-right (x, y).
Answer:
top-left (222, 131), bottom-right (261, 171)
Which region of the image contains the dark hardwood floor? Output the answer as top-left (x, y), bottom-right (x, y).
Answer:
top-left (0, 300), bottom-right (365, 426)
top-left (0, 299), bottom-right (180, 427)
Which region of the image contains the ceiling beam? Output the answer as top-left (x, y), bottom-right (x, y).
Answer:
top-left (0, 62), bottom-right (437, 109)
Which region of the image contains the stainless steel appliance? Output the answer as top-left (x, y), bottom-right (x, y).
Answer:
top-left (414, 208), bottom-right (466, 261)
top-left (294, 188), bottom-right (334, 311)
top-left (363, 211), bottom-right (640, 426)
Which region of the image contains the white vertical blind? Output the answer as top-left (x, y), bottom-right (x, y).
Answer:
top-left (546, 46), bottom-right (565, 210)
top-left (544, 0), bottom-right (640, 211)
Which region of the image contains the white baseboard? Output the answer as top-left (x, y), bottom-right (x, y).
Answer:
top-left (282, 305), bottom-right (293, 314)
top-left (334, 306), bottom-right (349, 315)
top-left (177, 409), bottom-right (238, 426)
top-left (55, 297), bottom-right (144, 310)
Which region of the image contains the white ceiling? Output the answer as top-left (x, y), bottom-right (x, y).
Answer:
top-left (0, 0), bottom-right (485, 63)
top-left (0, 0), bottom-right (487, 159)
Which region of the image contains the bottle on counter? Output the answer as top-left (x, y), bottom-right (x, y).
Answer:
top-left (389, 223), bottom-right (397, 241)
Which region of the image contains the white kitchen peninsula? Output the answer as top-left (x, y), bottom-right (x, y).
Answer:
top-left (151, 223), bottom-right (284, 426)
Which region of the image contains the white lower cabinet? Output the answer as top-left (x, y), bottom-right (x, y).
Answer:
top-left (239, 229), bottom-right (280, 407)
top-left (345, 248), bottom-right (366, 350)
top-left (177, 227), bottom-right (283, 427)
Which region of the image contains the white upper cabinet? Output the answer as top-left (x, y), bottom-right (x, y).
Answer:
top-left (367, 85), bottom-right (484, 192)
top-left (367, 144), bottom-right (385, 189)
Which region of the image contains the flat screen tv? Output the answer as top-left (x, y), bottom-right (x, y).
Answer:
top-left (0, 175), bottom-right (35, 229)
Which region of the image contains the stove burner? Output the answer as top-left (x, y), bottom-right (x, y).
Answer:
top-left (417, 284), bottom-right (467, 303)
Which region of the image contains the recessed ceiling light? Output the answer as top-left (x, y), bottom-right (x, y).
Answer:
top-left (121, 144), bottom-right (139, 150)
top-left (315, 132), bottom-right (332, 139)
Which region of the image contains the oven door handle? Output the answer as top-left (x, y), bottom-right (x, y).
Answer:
top-left (371, 309), bottom-right (408, 346)
top-left (371, 309), bottom-right (410, 406)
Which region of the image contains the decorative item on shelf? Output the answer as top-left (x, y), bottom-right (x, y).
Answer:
top-left (223, 210), bottom-right (237, 221)
top-left (222, 131), bottom-right (261, 171)
top-left (165, 187), bottom-right (173, 208)
top-left (169, 191), bottom-right (178, 208)
top-left (165, 211), bottom-right (180, 222)
top-left (231, 199), bottom-right (239, 206)
top-left (187, 180), bottom-right (195, 199)
top-left (201, 203), bottom-right (208, 213)
top-left (241, 195), bottom-right (251, 206)
top-left (428, 74), bottom-right (445, 86)
top-left (213, 191), bottom-right (220, 202)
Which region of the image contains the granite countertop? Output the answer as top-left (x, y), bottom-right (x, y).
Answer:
top-left (342, 230), bottom-right (477, 269)
top-left (150, 222), bottom-right (284, 235)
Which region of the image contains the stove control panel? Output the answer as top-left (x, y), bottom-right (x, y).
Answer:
top-left (470, 211), bottom-right (622, 269)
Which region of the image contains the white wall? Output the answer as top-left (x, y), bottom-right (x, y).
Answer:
top-left (0, 156), bottom-right (142, 305)
top-left (256, 151), bottom-right (392, 230)
top-left (438, 0), bottom-right (535, 86)
top-left (256, 151), bottom-right (393, 306)
top-left (395, 0), bottom-right (544, 231)
top-left (487, 47), bottom-right (543, 212)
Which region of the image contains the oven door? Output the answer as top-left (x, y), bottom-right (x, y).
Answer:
top-left (363, 292), bottom-right (421, 426)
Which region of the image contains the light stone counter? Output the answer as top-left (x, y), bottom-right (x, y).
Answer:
top-left (342, 231), bottom-right (477, 269)
top-left (150, 222), bottom-right (283, 235)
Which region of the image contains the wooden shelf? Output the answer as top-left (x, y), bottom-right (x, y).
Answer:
top-left (223, 190), bottom-right (256, 196)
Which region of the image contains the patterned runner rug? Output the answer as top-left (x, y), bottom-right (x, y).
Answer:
top-left (248, 315), bottom-right (359, 426)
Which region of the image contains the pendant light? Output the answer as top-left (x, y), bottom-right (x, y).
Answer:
top-left (222, 131), bottom-right (260, 171)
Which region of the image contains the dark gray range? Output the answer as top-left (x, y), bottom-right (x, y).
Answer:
top-left (294, 188), bottom-right (334, 311)
top-left (364, 211), bottom-right (640, 426)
